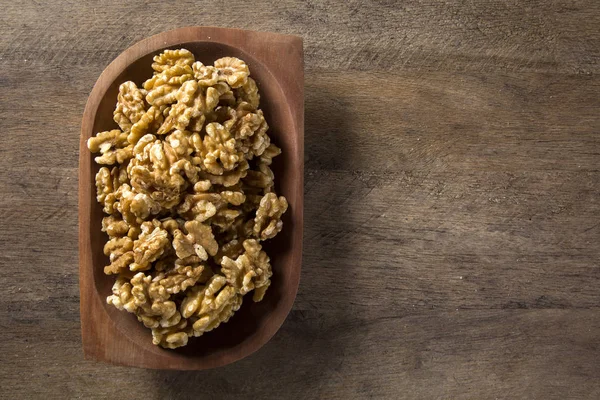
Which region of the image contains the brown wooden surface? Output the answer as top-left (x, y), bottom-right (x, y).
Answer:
top-left (79, 27), bottom-right (304, 370)
top-left (1, 0), bottom-right (599, 398)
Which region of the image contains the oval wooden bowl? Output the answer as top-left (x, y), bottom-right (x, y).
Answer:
top-left (79, 27), bottom-right (304, 370)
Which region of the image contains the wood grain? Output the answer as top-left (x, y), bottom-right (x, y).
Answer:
top-left (1, 0), bottom-right (599, 398)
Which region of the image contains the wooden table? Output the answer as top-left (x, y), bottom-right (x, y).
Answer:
top-left (1, 1), bottom-right (599, 398)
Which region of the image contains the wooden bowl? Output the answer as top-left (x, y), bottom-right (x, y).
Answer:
top-left (78, 27), bottom-right (304, 369)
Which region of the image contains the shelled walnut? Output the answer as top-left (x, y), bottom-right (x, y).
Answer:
top-left (88, 49), bottom-right (288, 349)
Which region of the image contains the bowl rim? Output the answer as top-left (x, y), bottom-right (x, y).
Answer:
top-left (79, 26), bottom-right (304, 369)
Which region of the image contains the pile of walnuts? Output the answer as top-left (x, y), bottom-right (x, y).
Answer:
top-left (87, 49), bottom-right (288, 349)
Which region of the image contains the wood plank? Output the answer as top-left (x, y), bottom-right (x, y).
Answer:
top-left (1, 310), bottom-right (599, 399)
top-left (1, 1), bottom-right (599, 74)
top-left (1, 0), bottom-right (599, 397)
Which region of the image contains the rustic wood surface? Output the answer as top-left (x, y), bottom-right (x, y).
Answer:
top-left (1, 0), bottom-right (599, 399)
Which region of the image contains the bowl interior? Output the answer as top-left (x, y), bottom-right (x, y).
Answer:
top-left (88, 40), bottom-right (299, 360)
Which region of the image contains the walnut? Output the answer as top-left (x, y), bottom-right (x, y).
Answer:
top-left (153, 264), bottom-right (206, 294)
top-left (144, 58), bottom-right (194, 109)
top-left (214, 57), bottom-right (249, 88)
top-left (145, 84), bottom-right (180, 107)
top-left (198, 122), bottom-right (242, 175)
top-left (175, 182), bottom-right (224, 222)
top-left (228, 103), bottom-right (265, 138)
top-left (128, 106), bottom-right (164, 145)
top-left (234, 77), bottom-right (259, 108)
top-left (238, 114), bottom-right (269, 159)
top-left (254, 193), bottom-right (288, 240)
top-left (192, 61), bottom-right (218, 86)
top-left (260, 143), bottom-right (282, 165)
top-left (165, 130), bottom-right (199, 157)
top-left (220, 103), bottom-right (270, 159)
top-left (177, 188), bottom-right (244, 222)
top-left (87, 129), bottom-right (132, 165)
top-left (107, 277), bottom-right (136, 312)
top-left (157, 80), bottom-right (209, 135)
top-left (113, 81), bottom-right (146, 132)
top-left (151, 49), bottom-right (195, 73)
top-left (113, 183), bottom-right (161, 223)
top-left (221, 239), bottom-right (272, 301)
top-left (151, 319), bottom-right (191, 349)
top-left (113, 272), bottom-right (182, 329)
top-left (178, 276), bottom-right (212, 318)
top-left (177, 194), bottom-right (218, 222)
top-left (88, 129), bottom-right (127, 153)
top-left (133, 167), bottom-right (184, 210)
top-left (103, 236), bottom-right (134, 274)
top-left (94, 49), bottom-right (289, 349)
top-left (129, 138), bottom-right (192, 209)
top-left (193, 292), bottom-right (241, 335)
top-left (180, 275), bottom-right (242, 336)
top-left (172, 220), bottom-right (218, 260)
top-left (130, 221), bottom-right (170, 271)
top-left (132, 133), bottom-right (158, 159)
top-left (102, 215), bottom-right (129, 237)
top-left (145, 63), bottom-right (194, 88)
top-left (95, 167), bottom-right (118, 214)
top-left (96, 166), bottom-right (129, 219)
